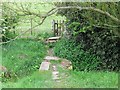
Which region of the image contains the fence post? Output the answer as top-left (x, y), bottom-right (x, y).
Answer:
top-left (52, 20), bottom-right (55, 36)
top-left (59, 20), bottom-right (61, 36)
top-left (30, 18), bottom-right (33, 35)
top-left (62, 20), bottom-right (65, 32)
top-left (56, 20), bottom-right (58, 36)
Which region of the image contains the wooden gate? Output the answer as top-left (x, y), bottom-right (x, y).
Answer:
top-left (52, 20), bottom-right (65, 36)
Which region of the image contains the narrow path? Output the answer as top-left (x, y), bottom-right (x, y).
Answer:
top-left (44, 48), bottom-right (60, 82)
top-left (39, 37), bottom-right (72, 83)
top-left (47, 48), bottom-right (54, 56)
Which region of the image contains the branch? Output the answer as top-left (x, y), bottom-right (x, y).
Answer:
top-left (5, 3), bottom-right (120, 23)
top-left (103, 24), bottom-right (119, 28)
top-left (1, 5), bottom-right (119, 45)
top-left (0, 4), bottom-right (56, 45)
top-left (0, 17), bottom-right (47, 45)
top-left (4, 3), bottom-right (42, 18)
top-left (56, 6), bottom-right (120, 23)
top-left (92, 24), bottom-right (119, 29)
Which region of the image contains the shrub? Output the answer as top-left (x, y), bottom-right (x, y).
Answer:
top-left (74, 27), bottom-right (119, 71)
top-left (2, 30), bottom-right (17, 42)
top-left (1, 6), bottom-right (19, 42)
top-left (54, 38), bottom-right (100, 71)
top-left (54, 28), bottom-right (119, 71)
top-left (54, 2), bottom-right (119, 71)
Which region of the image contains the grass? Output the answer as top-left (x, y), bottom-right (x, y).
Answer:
top-left (2, 39), bottom-right (46, 80)
top-left (1, 39), bottom-right (118, 88)
top-left (65, 71), bottom-right (118, 88)
top-left (2, 71), bottom-right (54, 88)
top-left (50, 60), bottom-right (62, 65)
top-left (54, 62), bottom-right (118, 88)
top-left (2, 67), bottom-right (118, 88)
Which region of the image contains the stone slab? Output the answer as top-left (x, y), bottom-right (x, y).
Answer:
top-left (39, 61), bottom-right (50, 71)
top-left (52, 71), bottom-right (60, 80)
top-left (44, 56), bottom-right (60, 61)
top-left (46, 40), bottom-right (57, 43)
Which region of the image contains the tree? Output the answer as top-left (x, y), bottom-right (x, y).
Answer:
top-left (54, 2), bottom-right (120, 71)
top-left (54, 2), bottom-right (120, 37)
top-left (1, 2), bottom-right (120, 44)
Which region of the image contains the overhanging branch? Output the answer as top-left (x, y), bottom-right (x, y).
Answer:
top-left (1, 5), bottom-right (120, 45)
top-left (0, 17), bottom-right (47, 45)
top-left (56, 6), bottom-right (120, 23)
top-left (4, 4), bottom-right (120, 23)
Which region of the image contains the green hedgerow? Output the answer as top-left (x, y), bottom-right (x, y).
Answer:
top-left (54, 38), bottom-right (100, 71)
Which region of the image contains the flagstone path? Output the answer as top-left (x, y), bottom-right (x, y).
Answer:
top-left (39, 37), bottom-right (72, 81)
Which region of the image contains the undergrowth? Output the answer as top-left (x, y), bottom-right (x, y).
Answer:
top-left (2, 39), bottom-right (46, 82)
top-left (54, 38), bottom-right (100, 71)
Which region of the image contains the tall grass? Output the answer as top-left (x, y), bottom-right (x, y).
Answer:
top-left (2, 67), bottom-right (118, 88)
top-left (2, 39), bottom-right (46, 81)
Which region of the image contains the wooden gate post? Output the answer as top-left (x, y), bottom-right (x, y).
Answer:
top-left (62, 20), bottom-right (65, 32)
top-left (52, 20), bottom-right (55, 36)
top-left (56, 20), bottom-right (58, 36)
top-left (59, 20), bottom-right (61, 36)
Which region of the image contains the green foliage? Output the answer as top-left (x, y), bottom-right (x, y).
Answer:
top-left (2, 31), bottom-right (17, 42)
top-left (1, 3), bottom-right (20, 42)
top-left (3, 68), bottom-right (118, 88)
top-left (54, 2), bottom-right (119, 71)
top-left (54, 2), bottom-right (120, 36)
top-left (48, 43), bottom-right (55, 48)
top-left (74, 28), bottom-right (119, 71)
top-left (36, 32), bottom-right (54, 43)
top-left (2, 39), bottom-right (46, 82)
top-left (54, 35), bottom-right (119, 71)
top-left (2, 71), bottom-right (54, 88)
top-left (68, 22), bottom-right (91, 36)
top-left (37, 32), bottom-right (53, 40)
top-left (54, 38), bottom-right (100, 71)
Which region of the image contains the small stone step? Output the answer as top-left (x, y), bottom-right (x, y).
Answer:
top-left (44, 56), bottom-right (60, 61)
top-left (39, 61), bottom-right (50, 71)
top-left (61, 59), bottom-right (72, 70)
top-left (52, 71), bottom-right (60, 80)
